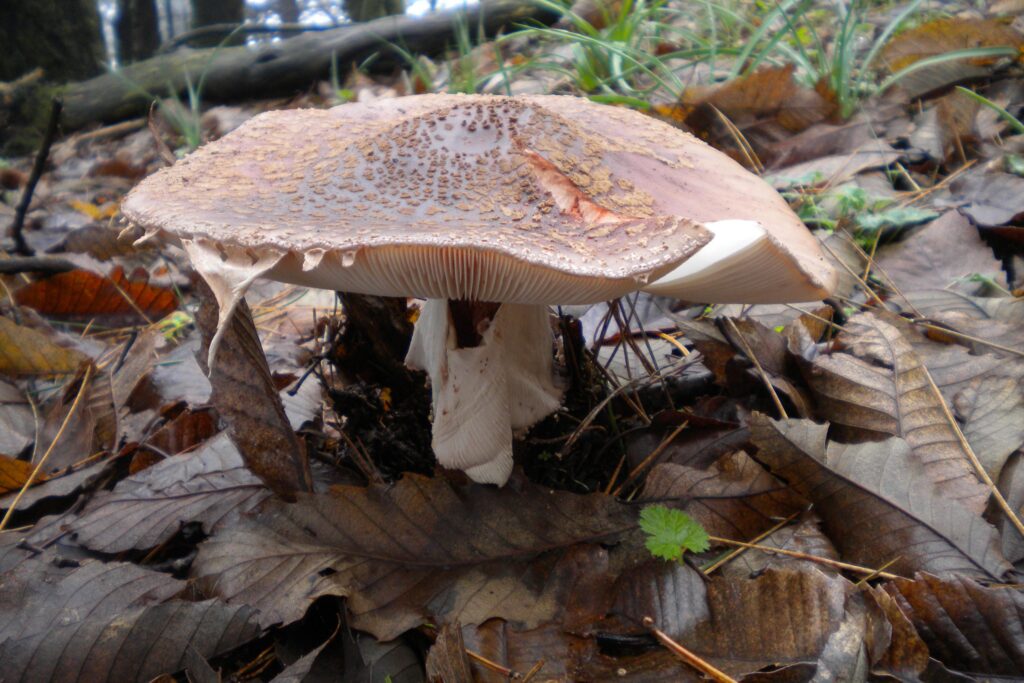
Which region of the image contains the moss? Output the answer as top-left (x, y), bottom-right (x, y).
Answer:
top-left (0, 82), bottom-right (66, 156)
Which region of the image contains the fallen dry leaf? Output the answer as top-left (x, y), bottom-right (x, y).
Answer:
top-left (883, 573), bottom-right (1024, 676)
top-left (750, 414), bottom-right (1011, 579)
top-left (0, 316), bottom-right (90, 377)
top-left (875, 211), bottom-right (1006, 294)
top-left (802, 312), bottom-right (991, 513)
top-left (192, 473), bottom-right (633, 639)
top-left (70, 432), bottom-right (270, 553)
top-left (15, 266), bottom-right (178, 326)
top-left (0, 454), bottom-right (43, 494)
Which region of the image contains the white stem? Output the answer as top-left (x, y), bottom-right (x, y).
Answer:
top-left (405, 300), bottom-right (564, 485)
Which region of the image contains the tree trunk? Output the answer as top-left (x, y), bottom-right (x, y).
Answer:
top-left (189, 0), bottom-right (245, 46)
top-left (276, 0), bottom-right (301, 24)
top-left (344, 0), bottom-right (405, 22)
top-left (116, 0), bottom-right (162, 64)
top-left (0, 0), bottom-right (105, 82)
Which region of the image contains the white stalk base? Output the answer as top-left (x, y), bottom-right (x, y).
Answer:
top-left (405, 300), bottom-right (564, 485)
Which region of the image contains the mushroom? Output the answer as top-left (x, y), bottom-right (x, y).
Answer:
top-left (121, 94), bottom-right (836, 486)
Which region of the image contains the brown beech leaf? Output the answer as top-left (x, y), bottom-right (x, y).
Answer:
top-left (0, 460), bottom-right (110, 518)
top-left (660, 567), bottom-right (852, 676)
top-left (466, 620), bottom-right (602, 683)
top-left (641, 452), bottom-right (805, 541)
top-left (951, 169), bottom-right (1024, 227)
top-left (900, 290), bottom-right (1024, 357)
top-left (750, 415), bottom-right (1011, 580)
top-left (194, 275), bottom-right (311, 499)
top-left (0, 454), bottom-right (41, 494)
top-left (802, 312), bottom-right (991, 513)
top-left (0, 315), bottom-right (90, 377)
top-left (864, 584), bottom-right (931, 681)
top-left (70, 432), bottom-right (270, 553)
top-left (881, 17), bottom-right (1024, 97)
top-left (875, 212), bottom-right (1006, 293)
top-left (0, 381), bottom-right (34, 456)
top-left (0, 557), bottom-right (184, 644)
top-left (192, 474), bottom-right (633, 639)
top-left (0, 599), bottom-right (260, 683)
top-left (680, 65), bottom-right (833, 159)
top-left (909, 336), bottom-right (1024, 481)
top-left (883, 573), bottom-right (1024, 676)
top-left (14, 266), bottom-right (178, 326)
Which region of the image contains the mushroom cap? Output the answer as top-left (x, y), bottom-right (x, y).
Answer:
top-left (122, 94), bottom-right (834, 305)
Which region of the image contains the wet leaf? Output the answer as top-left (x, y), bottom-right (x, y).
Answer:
top-left (70, 432), bottom-right (270, 553)
top-left (14, 266), bottom-right (178, 326)
top-left (883, 573), bottom-right (1024, 676)
top-left (0, 316), bottom-right (90, 377)
top-left (192, 474), bottom-right (633, 639)
top-left (802, 312), bottom-right (991, 513)
top-left (750, 415), bottom-right (1011, 579)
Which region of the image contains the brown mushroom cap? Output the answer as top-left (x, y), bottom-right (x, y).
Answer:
top-left (123, 94), bottom-right (718, 305)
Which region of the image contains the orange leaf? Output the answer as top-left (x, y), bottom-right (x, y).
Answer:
top-left (882, 17), bottom-right (1023, 72)
top-left (15, 267), bottom-right (178, 326)
top-left (0, 454), bottom-right (45, 494)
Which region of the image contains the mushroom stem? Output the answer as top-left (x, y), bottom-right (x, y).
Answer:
top-left (405, 299), bottom-right (564, 485)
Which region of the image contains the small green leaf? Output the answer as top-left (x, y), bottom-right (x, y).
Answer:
top-left (639, 505), bottom-right (709, 562)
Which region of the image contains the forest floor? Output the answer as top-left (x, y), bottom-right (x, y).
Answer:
top-left (1, 1), bottom-right (1024, 680)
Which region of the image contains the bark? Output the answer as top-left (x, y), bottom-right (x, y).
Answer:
top-left (116, 0), bottom-right (162, 63)
top-left (189, 0), bottom-right (246, 46)
top-left (52, 0), bottom-right (557, 130)
top-left (0, 0), bottom-right (105, 82)
top-left (344, 0), bottom-right (406, 22)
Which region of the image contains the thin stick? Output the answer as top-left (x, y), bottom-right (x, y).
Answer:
top-left (466, 649), bottom-right (519, 678)
top-left (9, 98), bottom-right (63, 256)
top-left (642, 617), bottom-right (737, 683)
top-left (0, 363), bottom-right (92, 531)
top-left (922, 366), bottom-right (1024, 538)
top-left (724, 318), bottom-right (788, 419)
top-left (701, 512), bottom-right (800, 575)
top-left (611, 421), bottom-right (687, 497)
top-left (708, 535), bottom-right (900, 580)
top-left (521, 659), bottom-right (546, 682)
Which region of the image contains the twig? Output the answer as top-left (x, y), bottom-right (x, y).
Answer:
top-left (611, 421), bottom-right (688, 497)
top-left (724, 318), bottom-right (788, 419)
top-left (701, 512), bottom-right (800, 575)
top-left (642, 617), bottom-right (737, 683)
top-left (0, 256), bottom-right (77, 275)
top-left (466, 649), bottom-right (520, 679)
top-left (707, 535), bottom-right (900, 580)
top-left (0, 363), bottom-right (92, 531)
top-left (9, 98), bottom-right (63, 256)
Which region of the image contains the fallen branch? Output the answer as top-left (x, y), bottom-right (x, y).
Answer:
top-left (55, 0), bottom-right (557, 130)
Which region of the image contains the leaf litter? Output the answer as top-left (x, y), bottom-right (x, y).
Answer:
top-left (1, 2), bottom-right (1023, 680)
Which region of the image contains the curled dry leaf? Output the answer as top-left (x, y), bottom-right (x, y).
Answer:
top-left (802, 312), bottom-right (991, 513)
top-left (883, 573), bottom-right (1024, 676)
top-left (14, 266), bottom-right (178, 326)
top-left (750, 415), bottom-right (1011, 579)
top-left (192, 473), bottom-right (633, 639)
top-left (0, 315), bottom-right (90, 377)
top-left (70, 432), bottom-right (270, 553)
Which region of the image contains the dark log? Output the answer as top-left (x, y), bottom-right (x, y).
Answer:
top-left (58, 0), bottom-right (557, 131)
